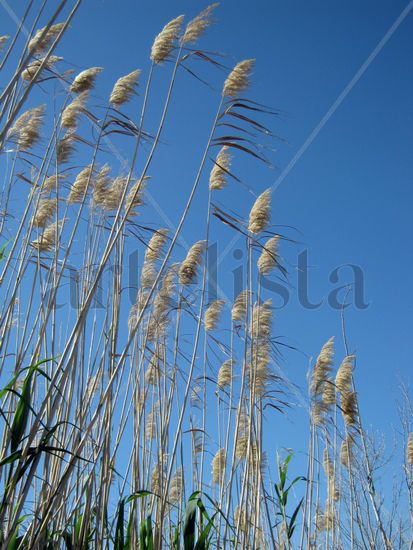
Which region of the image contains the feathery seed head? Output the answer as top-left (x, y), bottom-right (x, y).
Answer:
top-left (145, 229), bottom-right (169, 263)
top-left (0, 35), bottom-right (9, 53)
top-left (124, 178), bottom-right (148, 216)
top-left (61, 91), bottom-right (88, 130)
top-left (8, 105), bottom-right (45, 151)
top-left (33, 198), bottom-right (57, 228)
top-left (56, 131), bottom-right (76, 163)
top-left (93, 164), bottom-right (111, 207)
top-left (341, 391), bottom-right (358, 427)
top-left (407, 433), bottom-right (413, 465)
top-left (68, 164), bottom-right (95, 204)
top-left (340, 436), bottom-right (354, 468)
top-left (248, 188), bottom-right (271, 234)
top-left (109, 69), bottom-right (141, 106)
top-left (212, 448), bottom-right (226, 484)
top-left (335, 355), bottom-right (354, 396)
top-left (150, 15), bottom-right (184, 64)
top-left (232, 289), bottom-right (249, 322)
top-left (169, 468), bottom-right (183, 504)
top-left (28, 22), bottom-right (65, 53)
top-left (257, 235), bottom-right (280, 275)
top-left (103, 175), bottom-right (128, 211)
top-left (209, 146), bottom-right (231, 190)
top-left (204, 299), bottom-right (225, 331)
top-left (70, 67), bottom-right (103, 93)
top-left (223, 59), bottom-right (255, 97)
top-left (21, 55), bottom-right (63, 82)
top-left (31, 221), bottom-right (60, 252)
top-left (181, 4), bottom-right (218, 45)
top-left (217, 359), bottom-right (233, 389)
top-left (310, 337), bottom-right (334, 399)
top-left (178, 240), bottom-right (206, 285)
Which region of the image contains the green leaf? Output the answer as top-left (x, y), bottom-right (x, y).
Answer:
top-left (114, 498), bottom-right (125, 550)
top-left (184, 492), bottom-right (200, 550)
top-left (10, 370), bottom-right (34, 452)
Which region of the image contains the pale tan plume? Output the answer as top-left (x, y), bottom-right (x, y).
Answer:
top-left (217, 359), bottom-right (233, 389)
top-left (68, 164), bottom-right (94, 204)
top-left (33, 198), bottom-right (57, 228)
top-left (31, 221), bottom-right (60, 252)
top-left (178, 240), bottom-right (206, 285)
top-left (70, 67), bottom-right (103, 93)
top-left (407, 433), bottom-right (413, 465)
top-left (124, 178), bottom-right (148, 216)
top-left (21, 55), bottom-right (63, 82)
top-left (28, 22), bottom-right (65, 53)
top-left (93, 164), bottom-right (111, 207)
top-left (204, 299), bottom-right (225, 331)
top-left (150, 15), bottom-right (184, 64)
top-left (8, 105), bottom-right (45, 151)
top-left (0, 36), bottom-right (9, 53)
top-left (212, 448), bottom-right (226, 484)
top-left (144, 229), bottom-right (169, 263)
top-left (232, 289), bottom-right (249, 322)
top-left (209, 146), bottom-right (231, 190)
top-left (257, 235), bottom-right (280, 275)
top-left (181, 3), bottom-right (219, 45)
top-left (223, 59), bottom-right (255, 97)
top-left (61, 91), bottom-right (88, 130)
top-left (109, 69), bottom-right (141, 106)
top-left (248, 188), bottom-right (271, 234)
top-left (335, 355), bottom-right (354, 396)
top-left (56, 132), bottom-right (76, 163)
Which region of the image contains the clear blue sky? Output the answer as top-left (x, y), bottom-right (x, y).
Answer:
top-left (2, 0), bottom-right (413, 501)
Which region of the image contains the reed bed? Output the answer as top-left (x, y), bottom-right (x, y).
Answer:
top-left (0, 2), bottom-right (411, 548)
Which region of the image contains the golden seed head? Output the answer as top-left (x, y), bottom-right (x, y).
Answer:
top-left (21, 55), bottom-right (63, 82)
top-left (310, 337), bottom-right (334, 399)
top-left (257, 235), bottom-right (280, 275)
top-left (28, 22), bottom-right (65, 53)
top-left (181, 3), bottom-right (218, 45)
top-left (212, 448), bottom-right (226, 485)
top-left (68, 164), bottom-right (94, 204)
top-left (204, 299), bottom-right (225, 331)
top-left (8, 105), bottom-right (45, 151)
top-left (124, 178), bottom-right (148, 216)
top-left (340, 436), bottom-right (354, 468)
top-left (248, 188), bottom-right (271, 234)
top-left (33, 198), bottom-right (57, 228)
top-left (209, 146), bottom-right (231, 190)
top-left (217, 359), bottom-right (233, 389)
top-left (109, 69), bottom-right (141, 106)
top-left (93, 164), bottom-right (111, 207)
top-left (335, 355), bottom-right (354, 396)
top-left (223, 59), bottom-right (255, 97)
top-left (61, 91), bottom-right (88, 130)
top-left (407, 433), bottom-right (413, 465)
top-left (56, 131), bottom-right (76, 163)
top-left (70, 67), bottom-right (103, 93)
top-left (0, 35), bottom-right (9, 53)
top-left (145, 229), bottom-right (169, 263)
top-left (31, 221), bottom-right (60, 252)
top-left (178, 240), bottom-right (206, 285)
top-left (341, 391), bottom-right (358, 427)
top-left (232, 289), bottom-right (249, 322)
top-left (150, 15), bottom-right (184, 64)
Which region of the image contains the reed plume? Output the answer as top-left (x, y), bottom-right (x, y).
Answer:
top-left (0, 35), bottom-right (9, 53)
top-left (8, 105), bottom-right (45, 150)
top-left (68, 164), bottom-right (94, 204)
top-left (150, 15), bottom-right (184, 64)
top-left (169, 468), bottom-right (183, 505)
top-left (61, 91), bottom-right (88, 130)
top-left (28, 22), bottom-right (65, 52)
top-left (209, 146), bottom-right (231, 190)
top-left (257, 235), bottom-right (280, 275)
top-left (21, 55), bottom-right (63, 81)
top-left (407, 433), bottom-right (413, 465)
top-left (335, 355), bottom-right (354, 396)
top-left (178, 240), bottom-right (206, 285)
top-left (56, 132), bottom-right (76, 163)
top-left (109, 69), bottom-right (141, 106)
top-left (181, 3), bottom-right (218, 45)
top-left (310, 337), bottom-right (334, 399)
top-left (341, 391), bottom-right (358, 428)
top-left (70, 67), bottom-right (103, 93)
top-left (232, 289), bottom-right (249, 322)
top-left (217, 359), bottom-right (233, 389)
top-left (93, 164), bottom-right (111, 207)
top-left (212, 448), bottom-right (226, 485)
top-left (31, 221), bottom-right (60, 252)
top-left (124, 178), bottom-right (148, 216)
top-left (248, 188), bottom-right (271, 234)
top-left (223, 59), bottom-right (255, 97)
top-left (340, 436), bottom-right (354, 468)
top-left (145, 229), bottom-right (169, 262)
top-left (204, 299), bottom-right (225, 331)
top-left (33, 198), bottom-right (57, 228)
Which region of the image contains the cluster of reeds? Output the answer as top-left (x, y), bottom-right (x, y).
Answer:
top-left (0, 2), bottom-right (411, 549)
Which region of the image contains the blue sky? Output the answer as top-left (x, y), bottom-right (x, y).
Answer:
top-left (2, 0), bottom-right (413, 507)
